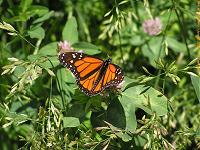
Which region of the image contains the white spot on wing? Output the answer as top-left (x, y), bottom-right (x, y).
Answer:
top-left (72, 54), bottom-right (76, 58)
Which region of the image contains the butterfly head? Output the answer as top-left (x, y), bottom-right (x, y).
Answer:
top-left (103, 58), bottom-right (112, 67)
top-left (107, 58), bottom-right (112, 63)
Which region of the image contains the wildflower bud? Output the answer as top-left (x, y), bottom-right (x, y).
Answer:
top-left (143, 17), bottom-right (162, 36)
top-left (58, 41), bottom-right (74, 54)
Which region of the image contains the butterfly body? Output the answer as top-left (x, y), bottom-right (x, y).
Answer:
top-left (59, 52), bottom-right (124, 96)
top-left (91, 58), bottom-right (112, 91)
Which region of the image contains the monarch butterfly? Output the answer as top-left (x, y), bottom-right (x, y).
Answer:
top-left (59, 51), bottom-right (124, 96)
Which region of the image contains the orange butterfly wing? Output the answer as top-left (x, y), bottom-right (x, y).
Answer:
top-left (59, 52), bottom-right (103, 95)
top-left (93, 64), bottom-right (124, 95)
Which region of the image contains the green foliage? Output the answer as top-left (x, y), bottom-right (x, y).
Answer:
top-left (72, 42), bottom-right (101, 55)
top-left (191, 75), bottom-right (200, 102)
top-left (0, 0), bottom-right (199, 149)
top-left (62, 16), bottom-right (79, 44)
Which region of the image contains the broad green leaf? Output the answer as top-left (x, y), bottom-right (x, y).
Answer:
top-left (28, 27), bottom-right (45, 39)
top-left (33, 11), bottom-right (54, 24)
top-left (56, 68), bottom-right (76, 102)
top-left (38, 42), bottom-right (58, 56)
top-left (20, 0), bottom-right (32, 12)
top-left (91, 110), bottom-right (107, 128)
top-left (121, 84), bottom-right (168, 116)
top-left (130, 34), bottom-right (145, 46)
top-left (141, 37), bottom-right (165, 67)
top-left (76, 9), bottom-right (91, 42)
top-left (29, 5), bottom-right (49, 16)
top-left (9, 6), bottom-right (49, 22)
top-left (62, 16), bottom-right (78, 44)
top-left (166, 37), bottom-right (187, 53)
top-left (66, 104), bottom-right (86, 121)
top-left (72, 42), bottom-right (101, 55)
top-left (123, 76), bottom-right (139, 91)
top-left (106, 98), bottom-right (126, 129)
top-left (27, 54), bottom-right (43, 62)
top-left (191, 75), bottom-right (200, 102)
top-left (118, 98), bottom-right (137, 132)
top-left (28, 54), bottom-right (59, 68)
top-left (38, 56), bottom-right (59, 68)
top-left (56, 68), bottom-right (75, 84)
top-left (63, 117), bottom-right (80, 128)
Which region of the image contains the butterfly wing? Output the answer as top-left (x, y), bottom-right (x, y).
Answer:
top-left (59, 52), bottom-right (104, 95)
top-left (59, 52), bottom-right (124, 96)
top-left (92, 63), bottom-right (124, 95)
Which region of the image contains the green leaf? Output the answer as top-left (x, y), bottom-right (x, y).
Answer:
top-left (72, 42), bottom-right (101, 55)
top-left (166, 37), bottom-right (187, 53)
top-left (115, 131), bottom-right (132, 142)
top-left (56, 68), bottom-right (76, 101)
top-left (38, 42), bottom-right (58, 56)
top-left (28, 27), bottom-right (45, 39)
top-left (29, 5), bottom-right (49, 16)
top-left (130, 34), bottom-right (145, 46)
top-left (20, 0), bottom-right (32, 12)
top-left (27, 54), bottom-right (42, 62)
top-left (119, 98), bottom-right (137, 132)
top-left (195, 128), bottom-right (200, 137)
top-left (62, 16), bottom-right (78, 44)
top-left (121, 84), bottom-right (168, 116)
top-left (66, 104), bottom-right (86, 120)
top-left (191, 75), bottom-right (200, 102)
top-left (141, 37), bottom-right (165, 67)
top-left (27, 54), bottom-right (59, 68)
top-left (63, 117), bottom-right (80, 128)
top-left (39, 56), bottom-right (59, 68)
top-left (106, 98), bottom-right (126, 129)
top-left (33, 11), bottom-right (54, 24)
top-left (15, 124), bottom-right (34, 137)
top-left (57, 68), bottom-right (75, 84)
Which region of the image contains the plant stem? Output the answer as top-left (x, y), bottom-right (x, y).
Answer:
top-left (17, 33), bottom-right (36, 49)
